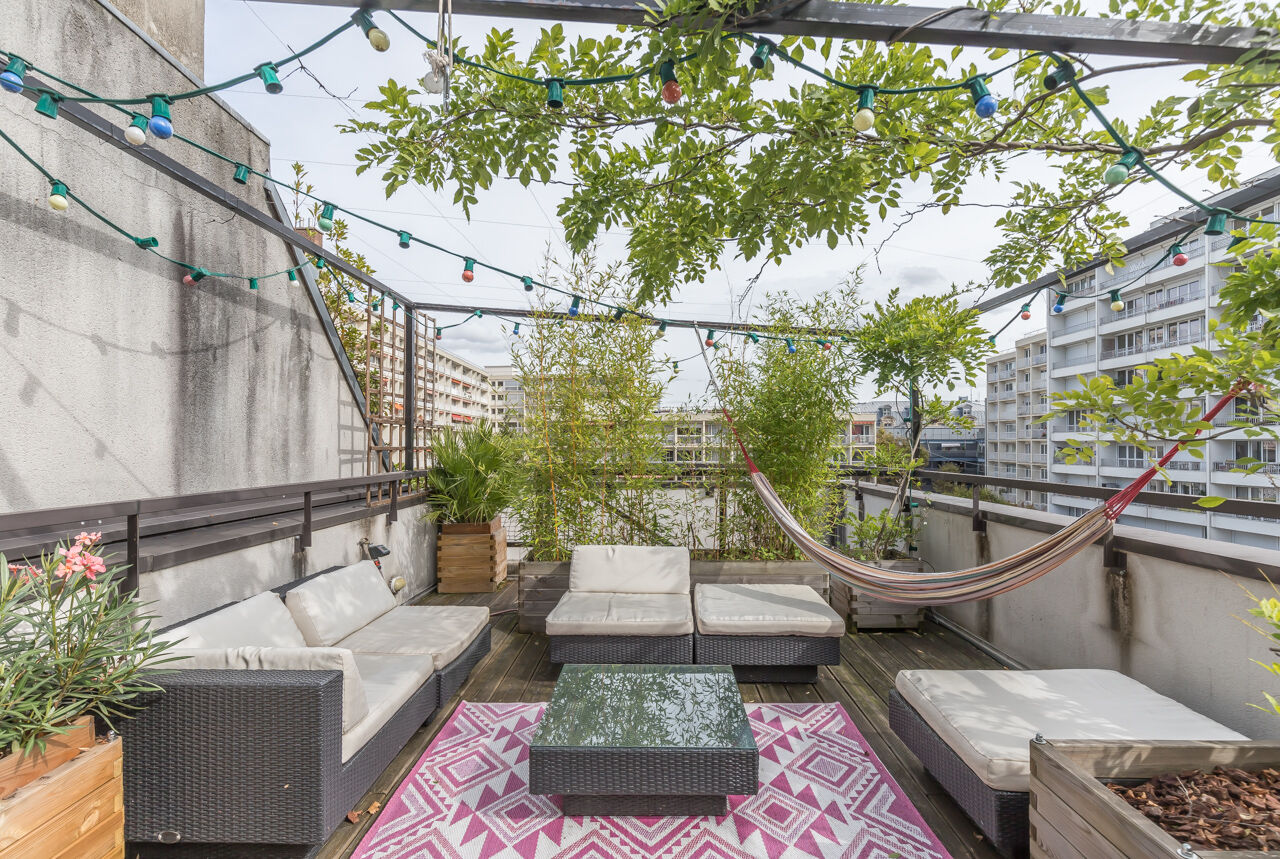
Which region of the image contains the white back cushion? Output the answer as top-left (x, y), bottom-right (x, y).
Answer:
top-left (285, 561), bottom-right (397, 646)
top-left (158, 592), bottom-right (307, 650)
top-left (569, 546), bottom-right (691, 594)
top-left (171, 646), bottom-right (368, 732)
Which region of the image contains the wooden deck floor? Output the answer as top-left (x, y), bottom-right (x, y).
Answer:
top-left (319, 585), bottom-right (1005, 859)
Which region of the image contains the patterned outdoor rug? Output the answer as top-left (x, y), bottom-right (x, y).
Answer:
top-left (352, 701), bottom-right (951, 859)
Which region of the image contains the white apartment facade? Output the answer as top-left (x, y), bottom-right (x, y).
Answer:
top-left (991, 168), bottom-right (1280, 548)
top-left (485, 364), bottom-right (523, 431)
top-left (985, 333), bottom-right (1050, 510)
top-left (657, 411), bottom-right (877, 466)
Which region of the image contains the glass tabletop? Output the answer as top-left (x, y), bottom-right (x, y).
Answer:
top-left (531, 664), bottom-right (755, 751)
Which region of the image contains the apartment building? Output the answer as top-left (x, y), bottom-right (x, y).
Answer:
top-left (994, 167), bottom-right (1280, 547)
top-left (984, 333), bottom-right (1050, 509)
top-left (429, 349), bottom-right (495, 428)
top-left (656, 410), bottom-right (878, 466)
top-left (485, 364), bottom-right (524, 431)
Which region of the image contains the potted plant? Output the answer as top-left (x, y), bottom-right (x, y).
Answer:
top-left (426, 422), bottom-right (516, 592)
top-left (0, 533), bottom-right (171, 858)
top-left (840, 289), bottom-right (991, 629)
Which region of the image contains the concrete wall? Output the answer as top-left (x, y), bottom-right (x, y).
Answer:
top-left (862, 489), bottom-right (1280, 739)
top-left (107, 0), bottom-right (205, 76)
top-left (142, 502), bottom-right (437, 628)
top-left (0, 0), bottom-right (369, 514)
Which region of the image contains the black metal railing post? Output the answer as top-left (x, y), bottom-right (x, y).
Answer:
top-left (301, 490), bottom-right (313, 549)
top-left (389, 479), bottom-right (399, 523)
top-left (404, 310), bottom-right (417, 472)
top-left (124, 507), bottom-right (140, 594)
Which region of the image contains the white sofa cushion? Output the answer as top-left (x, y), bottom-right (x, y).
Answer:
top-left (895, 669), bottom-right (1248, 792)
top-left (695, 583), bottom-right (844, 637)
top-left (284, 561), bottom-right (397, 647)
top-left (158, 592), bottom-right (307, 650)
top-left (569, 545), bottom-right (691, 594)
top-left (545, 592), bottom-right (693, 636)
top-left (342, 653), bottom-right (436, 762)
top-left (170, 646), bottom-right (369, 733)
top-left (338, 605), bottom-right (489, 667)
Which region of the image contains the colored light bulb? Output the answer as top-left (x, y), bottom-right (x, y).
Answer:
top-left (786, 338), bottom-right (797, 354)
top-left (1103, 150), bottom-right (1140, 186)
top-left (705, 328), bottom-right (715, 347)
top-left (462, 259), bottom-right (475, 282)
top-left (1109, 290), bottom-right (1124, 312)
top-left (47, 181), bottom-right (68, 211)
top-left (1052, 291), bottom-right (1067, 314)
top-left (317, 203), bottom-right (335, 233)
top-left (435, 331), bottom-right (442, 340)
top-left (512, 323), bottom-right (520, 335)
top-left (0, 57), bottom-right (26, 94)
top-left (1020, 303), bottom-right (1031, 321)
top-left (822, 340), bottom-right (833, 351)
top-left (182, 268), bottom-right (207, 286)
top-left (852, 88), bottom-right (877, 133)
top-left (352, 10), bottom-right (391, 52)
top-left (124, 114), bottom-right (148, 145)
top-left (569, 296), bottom-right (581, 317)
top-left (659, 61), bottom-right (681, 105)
top-left (1171, 244), bottom-right (1189, 266)
top-left (257, 63), bottom-right (283, 94)
top-left (148, 96), bottom-right (173, 139)
top-left (967, 79), bottom-right (997, 118)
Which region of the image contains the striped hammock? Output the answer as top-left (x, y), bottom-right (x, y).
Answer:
top-left (704, 339), bottom-right (1242, 603)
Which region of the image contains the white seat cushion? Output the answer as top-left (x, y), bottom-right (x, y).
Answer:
top-left (545, 592), bottom-right (694, 636)
top-left (170, 646), bottom-right (369, 733)
top-left (695, 583), bottom-right (844, 637)
top-left (569, 545), bottom-right (691, 595)
top-left (284, 561), bottom-right (397, 647)
top-left (342, 653), bottom-right (436, 762)
top-left (338, 605), bottom-right (489, 667)
top-left (895, 669), bottom-right (1248, 792)
top-left (158, 592), bottom-right (307, 650)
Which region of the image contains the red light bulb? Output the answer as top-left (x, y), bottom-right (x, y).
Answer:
top-left (661, 79), bottom-right (682, 105)
top-left (822, 341), bottom-right (832, 351)
top-left (182, 274), bottom-right (195, 286)
top-left (462, 269), bottom-right (475, 283)
top-left (704, 337), bottom-right (714, 347)
top-left (1020, 310), bottom-right (1031, 320)
top-left (1173, 252), bottom-right (1189, 266)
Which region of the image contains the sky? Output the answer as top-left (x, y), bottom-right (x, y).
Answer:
top-left (204, 1), bottom-right (1275, 406)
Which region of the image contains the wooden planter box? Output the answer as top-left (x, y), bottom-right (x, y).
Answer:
top-left (1029, 739), bottom-right (1280, 859)
top-left (517, 558), bottom-right (830, 634)
top-left (438, 516), bottom-right (508, 593)
top-left (0, 717), bottom-right (123, 858)
top-left (829, 559), bottom-right (927, 631)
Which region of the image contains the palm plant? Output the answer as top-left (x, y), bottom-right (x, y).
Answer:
top-left (423, 423), bottom-right (515, 524)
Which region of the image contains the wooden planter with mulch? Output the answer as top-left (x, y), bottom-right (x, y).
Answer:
top-left (1029, 738), bottom-right (1280, 859)
top-left (437, 516), bottom-right (508, 593)
top-left (829, 559), bottom-right (927, 631)
top-left (0, 715), bottom-right (124, 858)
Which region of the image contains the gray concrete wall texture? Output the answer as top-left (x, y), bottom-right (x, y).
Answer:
top-left (861, 490), bottom-right (1280, 739)
top-left (143, 505), bottom-right (437, 628)
top-left (0, 0), bottom-right (369, 514)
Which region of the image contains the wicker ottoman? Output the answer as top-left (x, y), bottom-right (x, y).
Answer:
top-left (693, 583), bottom-right (843, 682)
top-left (529, 664), bottom-right (758, 815)
top-left (890, 669), bottom-right (1249, 858)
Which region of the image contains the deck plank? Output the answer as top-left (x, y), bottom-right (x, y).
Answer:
top-left (319, 589), bottom-right (1004, 859)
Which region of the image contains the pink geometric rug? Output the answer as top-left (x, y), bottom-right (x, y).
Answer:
top-left (352, 701), bottom-right (951, 859)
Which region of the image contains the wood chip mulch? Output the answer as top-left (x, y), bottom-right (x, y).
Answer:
top-left (1107, 766), bottom-right (1280, 852)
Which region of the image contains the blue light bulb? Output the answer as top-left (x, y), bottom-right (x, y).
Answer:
top-left (975, 94), bottom-right (998, 118)
top-left (148, 114), bottom-right (173, 139)
top-left (1053, 302), bottom-right (1064, 314)
top-left (0, 70), bottom-right (22, 94)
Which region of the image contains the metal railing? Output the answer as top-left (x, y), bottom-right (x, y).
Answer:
top-left (1032, 354), bottom-right (1047, 366)
top-left (1100, 343), bottom-right (1143, 360)
top-left (0, 471), bottom-right (431, 592)
top-left (1215, 460), bottom-right (1280, 474)
top-left (1054, 317), bottom-right (1096, 336)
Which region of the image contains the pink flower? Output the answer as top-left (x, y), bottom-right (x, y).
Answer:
top-left (75, 531), bottom-right (102, 545)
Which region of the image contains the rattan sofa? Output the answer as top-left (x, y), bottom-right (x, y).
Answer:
top-left (889, 668), bottom-right (1248, 858)
top-left (123, 561), bottom-right (491, 858)
top-left (693, 583), bottom-right (843, 682)
top-left (546, 545), bottom-right (694, 664)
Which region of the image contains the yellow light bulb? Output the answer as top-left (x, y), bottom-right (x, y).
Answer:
top-left (367, 27), bottom-right (390, 52)
top-left (853, 107), bottom-right (875, 133)
top-left (48, 193), bottom-right (68, 211)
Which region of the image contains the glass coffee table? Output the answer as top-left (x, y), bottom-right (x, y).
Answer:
top-left (528, 664), bottom-right (759, 816)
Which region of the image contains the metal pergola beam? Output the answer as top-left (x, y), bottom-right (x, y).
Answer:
top-left (259, 0), bottom-right (1267, 64)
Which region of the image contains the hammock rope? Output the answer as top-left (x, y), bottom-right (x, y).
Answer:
top-left (698, 333), bottom-right (1245, 603)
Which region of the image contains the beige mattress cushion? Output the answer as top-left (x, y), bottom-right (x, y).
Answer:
top-left (895, 669), bottom-right (1248, 792)
top-left (545, 592), bottom-right (694, 636)
top-left (338, 605), bottom-right (489, 667)
top-left (158, 592), bottom-right (308, 650)
top-left (694, 583), bottom-right (844, 637)
top-left (285, 561), bottom-right (397, 647)
top-left (341, 653), bottom-right (436, 762)
top-left (569, 545), bottom-right (691, 595)
top-left (170, 645), bottom-right (369, 733)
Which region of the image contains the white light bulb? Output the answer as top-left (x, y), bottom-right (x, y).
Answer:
top-left (852, 107), bottom-right (875, 133)
top-left (48, 193), bottom-right (68, 211)
top-left (124, 124), bottom-right (146, 146)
